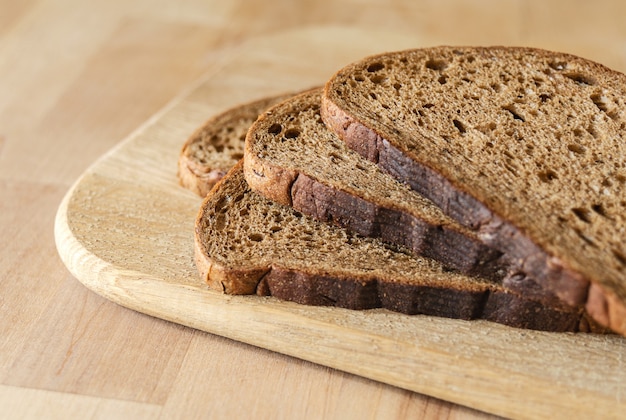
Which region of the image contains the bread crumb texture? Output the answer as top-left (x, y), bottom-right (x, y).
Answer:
top-left (197, 165), bottom-right (461, 285)
top-left (327, 47), bottom-right (626, 301)
top-left (179, 94), bottom-right (290, 196)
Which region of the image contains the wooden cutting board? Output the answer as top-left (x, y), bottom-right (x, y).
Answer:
top-left (54, 26), bottom-right (626, 419)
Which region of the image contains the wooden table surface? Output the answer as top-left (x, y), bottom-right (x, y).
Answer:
top-left (2, 1), bottom-right (626, 419)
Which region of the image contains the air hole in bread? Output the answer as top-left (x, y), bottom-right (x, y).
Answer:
top-left (549, 61), bottom-right (568, 71)
top-left (586, 123), bottom-right (600, 139)
top-left (425, 59), bottom-right (448, 71)
top-left (268, 123), bottom-right (282, 135)
top-left (423, 103), bottom-right (435, 109)
top-left (284, 128), bottom-right (301, 139)
top-left (567, 143), bottom-right (586, 154)
top-left (329, 152), bottom-right (344, 162)
top-left (230, 152), bottom-right (243, 160)
top-left (607, 110), bottom-right (620, 121)
top-left (538, 169), bottom-right (558, 183)
top-left (502, 105), bottom-right (525, 122)
top-left (438, 75), bottom-right (447, 85)
top-left (564, 72), bottom-right (596, 86)
top-left (248, 233), bottom-right (264, 242)
top-left (354, 74), bottom-right (365, 82)
top-left (393, 82), bottom-right (402, 90)
top-left (214, 213), bottom-right (226, 231)
top-left (370, 74), bottom-right (386, 84)
top-left (270, 225), bottom-right (282, 233)
top-left (539, 94), bottom-right (551, 102)
top-left (452, 119), bottom-right (467, 134)
top-left (592, 203), bottom-right (610, 218)
top-left (572, 207), bottom-right (592, 223)
top-left (575, 229), bottom-right (596, 247)
top-left (590, 93), bottom-right (609, 111)
top-left (214, 197), bottom-right (228, 212)
top-left (491, 83), bottom-right (502, 93)
top-left (367, 62), bottom-right (385, 72)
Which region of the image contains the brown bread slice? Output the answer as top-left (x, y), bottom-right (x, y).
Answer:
top-left (195, 161), bottom-right (594, 332)
top-left (178, 93), bottom-right (292, 196)
top-left (321, 46), bottom-right (626, 334)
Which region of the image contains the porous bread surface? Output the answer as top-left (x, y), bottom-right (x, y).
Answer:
top-left (244, 89), bottom-right (513, 282)
top-left (245, 90), bottom-right (446, 216)
top-left (178, 94), bottom-right (290, 196)
top-left (194, 162), bottom-right (592, 331)
top-left (197, 163), bottom-right (465, 287)
top-left (323, 47), bottom-right (626, 314)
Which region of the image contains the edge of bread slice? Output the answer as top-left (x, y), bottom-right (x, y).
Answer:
top-left (195, 161), bottom-right (598, 332)
top-left (321, 46), bottom-right (626, 334)
top-left (178, 93), bottom-right (293, 196)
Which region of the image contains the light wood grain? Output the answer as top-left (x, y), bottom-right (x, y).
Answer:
top-left (53, 26), bottom-right (626, 419)
top-left (5, 1), bottom-right (626, 419)
top-left (0, 385), bottom-right (161, 419)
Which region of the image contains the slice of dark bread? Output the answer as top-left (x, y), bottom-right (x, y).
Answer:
top-left (243, 89), bottom-right (569, 305)
top-left (195, 160), bottom-right (596, 332)
top-left (178, 93), bottom-right (292, 196)
top-left (321, 46), bottom-right (626, 334)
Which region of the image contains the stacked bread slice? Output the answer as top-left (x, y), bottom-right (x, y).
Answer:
top-left (181, 46), bottom-right (626, 335)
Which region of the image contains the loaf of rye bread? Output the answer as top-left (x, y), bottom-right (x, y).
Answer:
top-left (321, 46), bottom-right (626, 334)
top-left (178, 93), bottom-right (292, 196)
top-left (195, 160), bottom-right (595, 331)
